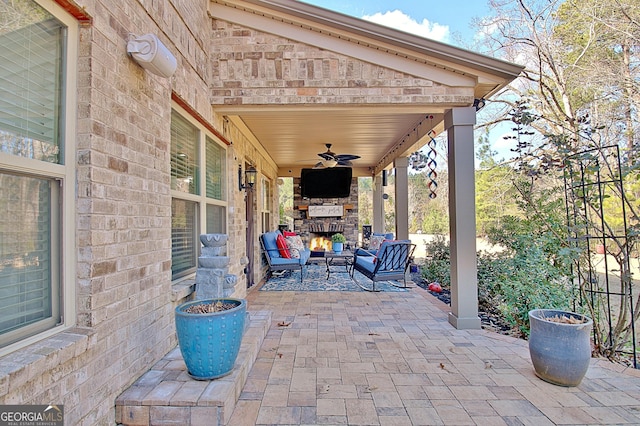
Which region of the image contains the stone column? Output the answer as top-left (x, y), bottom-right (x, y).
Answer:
top-left (372, 174), bottom-right (384, 234)
top-left (445, 107), bottom-right (480, 330)
top-left (393, 157), bottom-right (409, 240)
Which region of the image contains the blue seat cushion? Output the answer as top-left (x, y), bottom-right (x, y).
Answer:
top-left (269, 257), bottom-right (301, 266)
top-left (373, 232), bottom-right (394, 240)
top-left (355, 255), bottom-right (376, 273)
top-left (355, 248), bottom-right (376, 257)
top-left (356, 240), bottom-right (412, 271)
top-left (262, 231), bottom-right (281, 258)
top-left (299, 248), bottom-right (311, 264)
top-left (376, 239), bottom-right (411, 261)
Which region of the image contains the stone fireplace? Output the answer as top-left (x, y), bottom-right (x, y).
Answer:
top-left (292, 176), bottom-right (359, 249)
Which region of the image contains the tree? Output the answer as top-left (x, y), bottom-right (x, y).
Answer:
top-left (475, 132), bottom-right (519, 235)
top-left (477, 0), bottom-right (639, 363)
top-left (358, 177), bottom-right (373, 227)
top-left (278, 178), bottom-right (294, 229)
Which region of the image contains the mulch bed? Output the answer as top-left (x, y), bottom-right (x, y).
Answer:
top-left (411, 270), bottom-right (520, 337)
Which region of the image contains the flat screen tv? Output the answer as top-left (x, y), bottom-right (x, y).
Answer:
top-left (300, 167), bottom-right (352, 198)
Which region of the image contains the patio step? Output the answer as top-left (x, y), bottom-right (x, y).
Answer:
top-left (115, 310), bottom-right (271, 426)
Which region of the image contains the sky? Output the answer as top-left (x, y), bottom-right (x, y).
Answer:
top-left (300, 0), bottom-right (492, 48)
top-left (300, 1), bottom-right (515, 163)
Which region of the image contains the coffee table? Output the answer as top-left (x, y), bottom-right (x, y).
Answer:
top-left (322, 250), bottom-right (354, 279)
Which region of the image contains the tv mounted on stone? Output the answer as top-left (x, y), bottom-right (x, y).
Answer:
top-left (300, 167), bottom-right (352, 199)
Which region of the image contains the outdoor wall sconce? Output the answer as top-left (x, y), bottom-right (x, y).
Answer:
top-left (127, 33), bottom-right (177, 78)
top-left (239, 165), bottom-right (257, 191)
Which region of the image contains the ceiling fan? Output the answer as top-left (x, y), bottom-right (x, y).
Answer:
top-left (315, 144), bottom-right (360, 168)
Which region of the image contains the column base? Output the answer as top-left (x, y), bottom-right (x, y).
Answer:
top-left (448, 312), bottom-right (481, 330)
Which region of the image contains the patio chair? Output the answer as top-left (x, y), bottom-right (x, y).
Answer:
top-left (350, 240), bottom-right (416, 292)
top-left (259, 231), bottom-right (310, 283)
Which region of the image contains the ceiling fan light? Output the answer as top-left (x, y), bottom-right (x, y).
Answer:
top-left (325, 159), bottom-right (338, 168)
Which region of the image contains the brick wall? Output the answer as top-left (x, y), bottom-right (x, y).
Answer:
top-left (209, 19), bottom-right (456, 107)
top-left (1, 2), bottom-right (472, 425)
top-left (0, 0), bottom-right (218, 423)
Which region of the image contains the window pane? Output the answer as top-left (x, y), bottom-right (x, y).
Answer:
top-left (206, 204), bottom-right (225, 234)
top-left (170, 112), bottom-right (199, 194)
top-left (171, 198), bottom-right (197, 279)
top-left (0, 2), bottom-right (64, 163)
top-left (262, 212), bottom-right (271, 234)
top-left (0, 173), bottom-right (58, 347)
top-left (262, 177), bottom-right (271, 210)
top-left (205, 136), bottom-right (225, 200)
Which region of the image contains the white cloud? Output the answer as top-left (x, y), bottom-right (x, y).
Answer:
top-left (361, 10), bottom-right (449, 42)
top-left (491, 131), bottom-right (517, 160)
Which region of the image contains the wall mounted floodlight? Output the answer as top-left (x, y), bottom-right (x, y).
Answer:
top-left (127, 34), bottom-right (177, 78)
top-left (473, 98), bottom-right (486, 111)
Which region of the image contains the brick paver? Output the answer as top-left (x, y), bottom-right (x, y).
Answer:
top-left (227, 284), bottom-right (640, 425)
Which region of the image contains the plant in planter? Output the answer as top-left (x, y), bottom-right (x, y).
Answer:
top-left (528, 309), bottom-right (593, 386)
top-left (331, 233), bottom-right (346, 253)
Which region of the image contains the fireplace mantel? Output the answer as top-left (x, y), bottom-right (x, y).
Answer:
top-left (297, 204), bottom-right (354, 218)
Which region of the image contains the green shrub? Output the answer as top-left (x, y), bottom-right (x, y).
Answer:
top-left (420, 236), bottom-right (451, 287)
top-left (483, 245), bottom-right (573, 337)
top-left (419, 222), bottom-right (575, 337)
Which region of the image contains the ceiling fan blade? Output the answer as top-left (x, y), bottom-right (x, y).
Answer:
top-left (335, 154), bottom-right (360, 161)
top-left (316, 144), bottom-right (358, 165)
top-left (318, 152), bottom-right (335, 161)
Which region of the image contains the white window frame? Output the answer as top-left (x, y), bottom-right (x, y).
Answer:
top-left (260, 175), bottom-right (272, 234)
top-left (171, 102), bottom-right (228, 281)
top-left (0, 0), bottom-right (78, 356)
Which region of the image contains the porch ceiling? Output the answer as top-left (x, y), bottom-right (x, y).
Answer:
top-left (224, 106), bottom-right (447, 178)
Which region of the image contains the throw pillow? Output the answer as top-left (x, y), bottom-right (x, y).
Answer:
top-left (283, 231), bottom-right (297, 237)
top-left (276, 234), bottom-right (291, 258)
top-left (369, 235), bottom-right (385, 251)
top-left (286, 235), bottom-right (305, 259)
top-left (376, 239), bottom-right (394, 257)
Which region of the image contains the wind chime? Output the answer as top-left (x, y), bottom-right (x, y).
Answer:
top-left (409, 117), bottom-right (439, 199)
top-left (426, 130), bottom-right (438, 199)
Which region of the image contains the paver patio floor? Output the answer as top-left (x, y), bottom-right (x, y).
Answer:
top-left (229, 283), bottom-right (640, 425)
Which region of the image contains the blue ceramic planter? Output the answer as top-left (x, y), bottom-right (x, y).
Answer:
top-left (175, 298), bottom-right (246, 380)
top-left (332, 242), bottom-right (343, 253)
top-left (528, 309), bottom-right (592, 387)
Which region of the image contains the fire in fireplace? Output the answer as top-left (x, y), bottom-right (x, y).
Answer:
top-left (310, 236), bottom-right (332, 251)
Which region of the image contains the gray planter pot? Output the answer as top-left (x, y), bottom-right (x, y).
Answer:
top-left (528, 309), bottom-right (593, 387)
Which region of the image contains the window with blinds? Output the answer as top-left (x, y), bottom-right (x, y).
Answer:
top-left (0, 1), bottom-right (66, 348)
top-left (206, 136), bottom-right (225, 200)
top-left (0, 174), bottom-right (59, 347)
top-left (0, 9), bottom-right (64, 163)
top-left (171, 199), bottom-right (197, 277)
top-left (206, 204), bottom-right (225, 234)
top-left (170, 112), bottom-right (199, 195)
top-left (261, 177), bottom-right (272, 234)
top-left (171, 107), bottom-right (227, 280)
